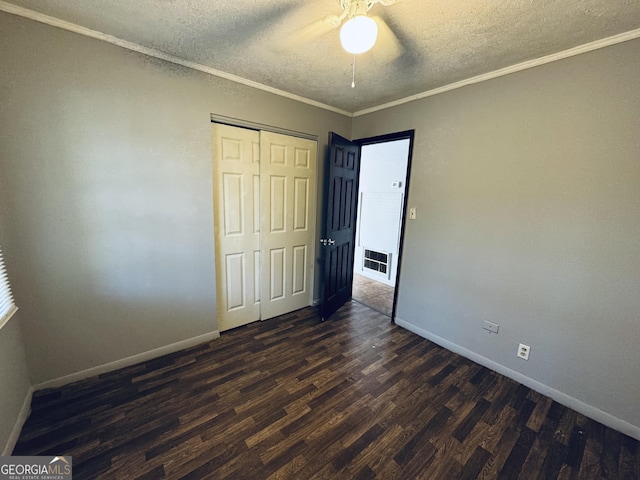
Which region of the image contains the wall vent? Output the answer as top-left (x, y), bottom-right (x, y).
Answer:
top-left (363, 249), bottom-right (390, 278)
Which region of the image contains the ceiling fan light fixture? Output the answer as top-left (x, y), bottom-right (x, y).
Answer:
top-left (340, 15), bottom-right (378, 54)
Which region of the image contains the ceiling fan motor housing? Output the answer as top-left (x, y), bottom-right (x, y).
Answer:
top-left (339, 0), bottom-right (398, 16)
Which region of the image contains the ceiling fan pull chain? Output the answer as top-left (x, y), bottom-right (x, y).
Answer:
top-left (351, 53), bottom-right (356, 88)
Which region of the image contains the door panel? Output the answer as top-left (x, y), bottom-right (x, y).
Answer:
top-left (213, 124), bottom-right (261, 331)
top-left (292, 245), bottom-right (307, 294)
top-left (225, 253), bottom-right (245, 310)
top-left (321, 132), bottom-right (361, 320)
top-left (253, 250), bottom-right (261, 305)
top-left (270, 176), bottom-right (286, 232)
top-left (293, 178), bottom-right (309, 230)
top-left (270, 248), bottom-right (286, 300)
top-left (222, 173), bottom-right (243, 235)
top-left (260, 131), bottom-right (317, 320)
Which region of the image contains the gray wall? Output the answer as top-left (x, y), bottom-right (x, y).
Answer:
top-left (0, 314), bottom-right (31, 454)
top-left (0, 12), bottom-right (351, 384)
top-left (353, 38), bottom-right (640, 433)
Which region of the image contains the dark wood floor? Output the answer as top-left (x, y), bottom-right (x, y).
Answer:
top-left (14, 302), bottom-right (639, 479)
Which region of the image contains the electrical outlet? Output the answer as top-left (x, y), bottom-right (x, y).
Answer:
top-left (517, 343), bottom-right (530, 360)
top-left (482, 320), bottom-right (499, 334)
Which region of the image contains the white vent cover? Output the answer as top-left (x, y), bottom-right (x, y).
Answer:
top-left (363, 249), bottom-right (391, 279)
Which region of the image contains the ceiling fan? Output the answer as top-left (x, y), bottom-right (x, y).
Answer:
top-left (279, 0), bottom-right (403, 64)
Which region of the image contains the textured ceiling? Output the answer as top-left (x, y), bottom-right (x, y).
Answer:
top-left (3, 0), bottom-right (640, 113)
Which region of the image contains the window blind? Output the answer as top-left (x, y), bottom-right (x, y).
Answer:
top-left (0, 247), bottom-right (17, 329)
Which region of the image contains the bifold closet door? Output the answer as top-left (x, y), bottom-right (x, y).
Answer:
top-left (213, 124), bottom-right (317, 330)
top-left (259, 131), bottom-right (317, 320)
top-left (212, 124), bottom-right (261, 331)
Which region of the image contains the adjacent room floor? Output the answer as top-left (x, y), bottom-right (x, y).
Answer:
top-left (352, 273), bottom-right (395, 317)
top-left (14, 302), bottom-right (639, 479)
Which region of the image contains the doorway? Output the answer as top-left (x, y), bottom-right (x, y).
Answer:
top-left (352, 134), bottom-right (413, 318)
top-left (212, 123), bottom-right (318, 331)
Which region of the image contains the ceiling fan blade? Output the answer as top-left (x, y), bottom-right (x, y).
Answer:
top-left (274, 15), bottom-right (342, 52)
top-left (371, 15), bottom-right (403, 64)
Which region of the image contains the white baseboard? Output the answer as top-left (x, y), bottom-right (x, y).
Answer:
top-left (2, 386), bottom-right (34, 455)
top-left (34, 331), bottom-right (220, 391)
top-left (395, 317), bottom-right (640, 441)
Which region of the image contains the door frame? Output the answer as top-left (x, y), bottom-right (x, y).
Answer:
top-left (354, 130), bottom-right (415, 321)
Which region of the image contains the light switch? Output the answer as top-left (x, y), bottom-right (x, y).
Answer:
top-left (409, 207), bottom-right (417, 220)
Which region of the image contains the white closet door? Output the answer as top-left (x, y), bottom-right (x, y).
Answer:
top-left (259, 131), bottom-right (317, 320)
top-left (213, 124), bottom-right (261, 331)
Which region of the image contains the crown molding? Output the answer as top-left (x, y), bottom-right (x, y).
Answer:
top-left (0, 1), bottom-right (353, 118)
top-left (1, 1), bottom-right (639, 119)
top-left (353, 27), bottom-right (640, 117)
